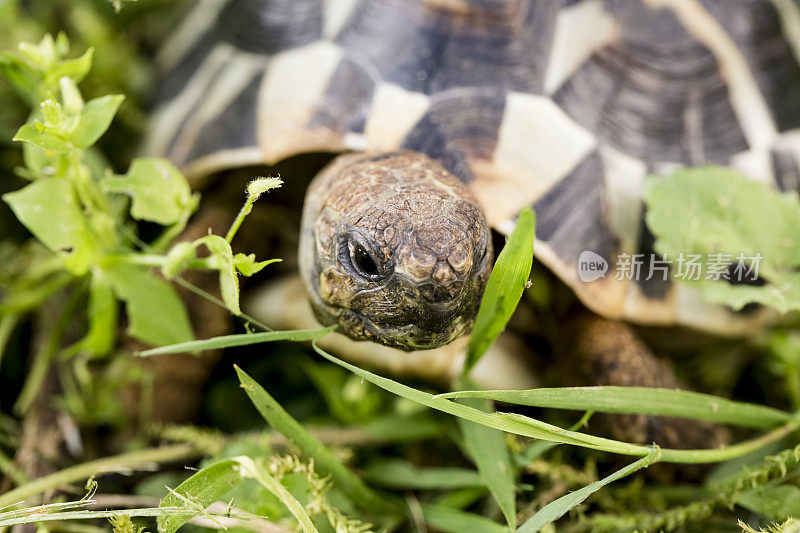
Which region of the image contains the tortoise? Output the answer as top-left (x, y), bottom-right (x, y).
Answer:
top-left (145, 0), bottom-right (800, 374)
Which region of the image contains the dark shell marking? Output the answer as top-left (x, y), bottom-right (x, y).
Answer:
top-left (298, 152), bottom-right (492, 350)
top-left (150, 0), bottom-right (800, 334)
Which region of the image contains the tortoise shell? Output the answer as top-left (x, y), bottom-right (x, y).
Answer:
top-left (146, 0), bottom-right (800, 334)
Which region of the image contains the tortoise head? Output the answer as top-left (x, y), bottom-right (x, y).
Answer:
top-left (299, 151), bottom-right (493, 351)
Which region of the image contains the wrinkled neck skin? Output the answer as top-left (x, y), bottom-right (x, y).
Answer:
top-left (298, 151), bottom-right (493, 351)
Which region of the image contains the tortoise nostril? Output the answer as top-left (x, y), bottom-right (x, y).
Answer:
top-left (420, 281), bottom-right (464, 304)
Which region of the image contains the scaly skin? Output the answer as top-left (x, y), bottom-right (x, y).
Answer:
top-left (299, 151), bottom-right (492, 351)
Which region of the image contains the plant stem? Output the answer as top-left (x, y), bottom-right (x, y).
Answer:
top-left (108, 254), bottom-right (213, 271)
top-left (0, 507), bottom-right (196, 527)
top-left (172, 276), bottom-right (273, 332)
top-left (14, 281), bottom-right (85, 415)
top-left (0, 273), bottom-right (73, 315)
top-left (0, 443), bottom-right (204, 510)
top-left (0, 448), bottom-right (29, 488)
top-left (0, 313), bottom-right (20, 370)
top-left (658, 420), bottom-right (797, 463)
top-left (225, 193), bottom-right (257, 244)
top-left (235, 457), bottom-right (319, 533)
top-left (150, 216), bottom-right (189, 253)
top-left (116, 253), bottom-right (165, 267)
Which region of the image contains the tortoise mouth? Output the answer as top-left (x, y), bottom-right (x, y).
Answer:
top-left (331, 303), bottom-right (471, 351)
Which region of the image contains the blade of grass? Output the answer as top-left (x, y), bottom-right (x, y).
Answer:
top-left (421, 503), bottom-right (510, 533)
top-left (158, 457), bottom-right (319, 533)
top-left (0, 507), bottom-right (200, 527)
top-left (14, 279), bottom-right (84, 414)
top-left (137, 326), bottom-right (335, 356)
top-left (0, 444), bottom-right (205, 510)
top-left (364, 459), bottom-right (484, 490)
top-left (439, 387), bottom-right (790, 430)
top-left (458, 396), bottom-right (516, 528)
top-left (516, 447), bottom-right (662, 532)
top-left (0, 313), bottom-right (20, 370)
top-left (514, 412), bottom-right (594, 467)
top-left (0, 499), bottom-right (103, 520)
top-left (312, 343), bottom-right (636, 453)
top-left (311, 343), bottom-right (799, 463)
top-left (433, 487), bottom-right (489, 510)
top-left (0, 447), bottom-right (28, 487)
top-left (158, 459), bottom-right (243, 533)
top-left (234, 365), bottom-right (393, 514)
top-left (466, 207), bottom-right (535, 373)
top-left (234, 456), bottom-right (319, 533)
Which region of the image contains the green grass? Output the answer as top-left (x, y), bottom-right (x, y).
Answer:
top-left (2, 6), bottom-right (800, 533)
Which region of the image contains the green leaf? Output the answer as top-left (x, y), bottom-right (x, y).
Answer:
top-left (766, 332), bottom-right (800, 410)
top-left (21, 142), bottom-right (57, 179)
top-left (422, 504), bottom-right (510, 533)
top-left (59, 77), bottom-right (83, 113)
top-left (516, 447), bottom-right (662, 532)
top-left (694, 277), bottom-right (800, 315)
top-left (0, 507), bottom-right (201, 528)
top-left (79, 276), bottom-right (118, 357)
top-left (361, 414), bottom-right (443, 442)
top-left (0, 51), bottom-right (39, 104)
top-left (300, 358), bottom-right (382, 424)
top-left (71, 94), bottom-right (124, 148)
top-left (363, 459), bottom-right (484, 490)
top-left (13, 123), bottom-right (71, 153)
top-left (46, 47), bottom-right (93, 86)
top-left (2, 178), bottom-right (98, 274)
top-left (167, 238), bottom-right (279, 314)
top-left (233, 253), bottom-right (280, 276)
top-left (55, 32), bottom-right (70, 57)
top-left (197, 235), bottom-right (240, 314)
top-left (645, 167), bottom-right (800, 312)
top-left (434, 487), bottom-right (488, 511)
top-left (458, 397), bottom-right (516, 529)
top-left (158, 459), bottom-right (242, 533)
top-left (234, 365), bottom-right (392, 514)
top-left (232, 456), bottom-right (319, 533)
top-left (102, 263), bottom-right (194, 347)
top-left (439, 387), bottom-right (791, 430)
top-left (102, 158), bottom-right (197, 226)
top-left (137, 327), bottom-right (336, 357)
top-left (18, 39), bottom-right (47, 68)
top-left (737, 485), bottom-right (800, 521)
top-left (466, 207), bottom-right (535, 372)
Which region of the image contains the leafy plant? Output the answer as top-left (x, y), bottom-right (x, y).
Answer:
top-left (0, 35), bottom-right (280, 393)
top-left (645, 167), bottom-right (800, 312)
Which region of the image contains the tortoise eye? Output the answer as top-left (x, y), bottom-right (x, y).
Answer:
top-left (348, 239), bottom-right (381, 280)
